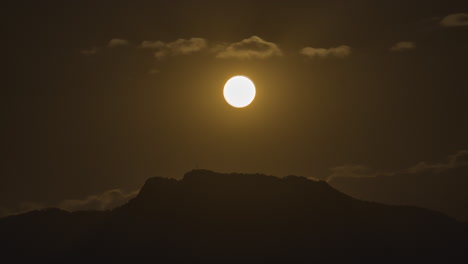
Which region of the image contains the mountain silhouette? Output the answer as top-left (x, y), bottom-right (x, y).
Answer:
top-left (1, 169), bottom-right (467, 263)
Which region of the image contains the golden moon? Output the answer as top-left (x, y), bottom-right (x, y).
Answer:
top-left (223, 76), bottom-right (256, 108)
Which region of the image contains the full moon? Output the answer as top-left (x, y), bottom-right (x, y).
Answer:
top-left (223, 76), bottom-right (256, 108)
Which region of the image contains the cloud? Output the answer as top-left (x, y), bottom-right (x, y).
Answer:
top-left (81, 46), bottom-right (98, 56)
top-left (327, 150), bottom-right (468, 181)
top-left (215, 36), bottom-right (283, 59)
top-left (58, 189), bottom-right (139, 211)
top-left (140, 40), bottom-right (165, 49)
top-left (440, 13), bottom-right (468, 27)
top-left (165, 38), bottom-right (207, 56)
top-left (0, 189), bottom-right (139, 218)
top-left (406, 150), bottom-right (468, 174)
top-left (300, 45), bottom-right (351, 58)
top-left (306, 176), bottom-right (321, 182)
top-left (0, 202), bottom-right (46, 218)
top-left (81, 39), bottom-right (129, 55)
top-left (390, 41), bottom-right (416, 52)
top-left (140, 38), bottom-right (207, 59)
top-left (108, 38), bottom-right (130, 47)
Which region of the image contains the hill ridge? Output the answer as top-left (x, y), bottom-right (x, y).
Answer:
top-left (1, 170), bottom-right (467, 263)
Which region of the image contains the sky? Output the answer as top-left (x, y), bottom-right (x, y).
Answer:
top-left (1, 0), bottom-right (468, 215)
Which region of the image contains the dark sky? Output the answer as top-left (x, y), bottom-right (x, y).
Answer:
top-left (1, 0), bottom-right (468, 214)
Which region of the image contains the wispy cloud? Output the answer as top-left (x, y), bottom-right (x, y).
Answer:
top-left (0, 189), bottom-right (139, 218)
top-left (140, 40), bottom-right (165, 49)
top-left (327, 150), bottom-right (468, 181)
top-left (215, 36), bottom-right (283, 59)
top-left (108, 38), bottom-right (130, 47)
top-left (406, 150), bottom-right (468, 174)
top-left (440, 13), bottom-right (468, 27)
top-left (140, 38), bottom-right (207, 59)
top-left (58, 189), bottom-right (138, 211)
top-left (300, 45), bottom-right (351, 58)
top-left (81, 46), bottom-right (98, 56)
top-left (390, 41), bottom-right (416, 52)
top-left (86, 37), bottom-right (356, 62)
top-left (0, 201), bottom-right (46, 218)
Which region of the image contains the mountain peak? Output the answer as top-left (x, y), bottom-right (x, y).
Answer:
top-left (136, 170), bottom-right (334, 198)
top-left (125, 170), bottom-right (353, 213)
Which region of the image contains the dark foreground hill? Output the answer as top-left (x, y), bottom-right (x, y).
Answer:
top-left (1, 170), bottom-right (467, 263)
